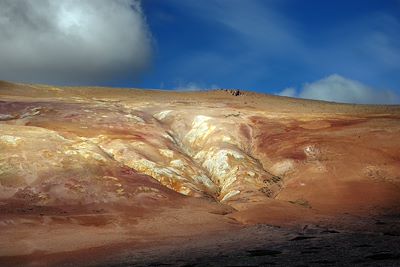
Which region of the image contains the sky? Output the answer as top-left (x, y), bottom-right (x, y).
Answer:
top-left (0, 0), bottom-right (399, 104)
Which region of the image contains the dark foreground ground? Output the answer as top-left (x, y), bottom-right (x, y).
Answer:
top-left (128, 234), bottom-right (400, 267)
top-left (92, 213), bottom-right (400, 267)
top-left (2, 206), bottom-right (400, 267)
top-left (2, 213), bottom-right (400, 267)
top-left (101, 221), bottom-right (400, 267)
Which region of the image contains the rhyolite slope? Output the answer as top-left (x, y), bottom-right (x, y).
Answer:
top-left (1, 80), bottom-right (400, 211)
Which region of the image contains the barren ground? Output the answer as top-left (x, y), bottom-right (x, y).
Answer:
top-left (0, 81), bottom-right (399, 266)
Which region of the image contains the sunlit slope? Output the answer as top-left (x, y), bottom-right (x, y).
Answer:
top-left (1, 81), bottom-right (400, 212)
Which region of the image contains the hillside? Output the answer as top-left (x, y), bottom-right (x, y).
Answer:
top-left (1, 81), bottom-right (400, 266)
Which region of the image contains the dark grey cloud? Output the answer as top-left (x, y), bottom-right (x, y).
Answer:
top-left (0, 0), bottom-right (152, 84)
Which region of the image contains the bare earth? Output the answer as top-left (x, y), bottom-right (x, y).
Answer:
top-left (0, 81), bottom-right (399, 266)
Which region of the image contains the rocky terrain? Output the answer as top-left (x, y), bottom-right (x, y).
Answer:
top-left (0, 80), bottom-right (400, 266)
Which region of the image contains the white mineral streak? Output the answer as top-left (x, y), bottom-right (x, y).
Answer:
top-left (98, 138), bottom-right (211, 196)
top-left (170, 159), bottom-right (185, 168)
top-left (194, 175), bottom-right (216, 189)
top-left (153, 110), bottom-right (173, 121)
top-left (0, 114), bottom-right (15, 120)
top-left (67, 142), bottom-right (107, 162)
top-left (304, 145), bottom-right (319, 159)
top-left (196, 148), bottom-right (244, 191)
top-left (220, 190), bottom-right (240, 202)
top-left (163, 133), bottom-right (175, 143)
top-left (185, 115), bottom-right (216, 145)
top-left (159, 149), bottom-right (174, 158)
top-left (271, 159), bottom-right (295, 176)
top-left (125, 114), bottom-right (145, 123)
top-left (222, 135), bottom-right (232, 142)
top-left (0, 135), bottom-right (22, 146)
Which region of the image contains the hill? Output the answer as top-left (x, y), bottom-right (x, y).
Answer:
top-left (1, 81), bottom-right (400, 266)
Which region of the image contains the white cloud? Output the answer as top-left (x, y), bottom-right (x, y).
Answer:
top-left (0, 0), bottom-right (152, 84)
top-left (277, 87), bottom-right (296, 97)
top-left (174, 82), bottom-right (219, 91)
top-left (277, 74), bottom-right (399, 104)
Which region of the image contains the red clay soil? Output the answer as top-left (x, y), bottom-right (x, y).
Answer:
top-left (0, 81), bottom-right (400, 266)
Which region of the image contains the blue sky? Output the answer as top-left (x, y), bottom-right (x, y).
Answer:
top-left (137, 0), bottom-right (400, 103)
top-left (139, 0), bottom-right (399, 91)
top-left (0, 0), bottom-right (399, 104)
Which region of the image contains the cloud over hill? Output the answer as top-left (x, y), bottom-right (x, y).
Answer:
top-left (0, 0), bottom-right (152, 84)
top-left (279, 74), bottom-right (399, 104)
